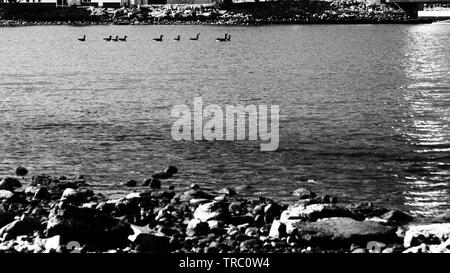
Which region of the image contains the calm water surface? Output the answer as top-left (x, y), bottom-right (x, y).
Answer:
top-left (0, 24), bottom-right (449, 216)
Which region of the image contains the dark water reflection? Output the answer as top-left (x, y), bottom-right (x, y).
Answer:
top-left (0, 24), bottom-right (448, 216)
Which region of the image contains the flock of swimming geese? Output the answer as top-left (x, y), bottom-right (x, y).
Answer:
top-left (77, 33), bottom-right (232, 42)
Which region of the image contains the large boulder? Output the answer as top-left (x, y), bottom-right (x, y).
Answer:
top-left (280, 203), bottom-right (353, 222)
top-left (133, 233), bottom-right (170, 253)
top-left (404, 223), bottom-right (450, 248)
top-left (269, 219), bottom-right (287, 238)
top-left (292, 188), bottom-right (316, 199)
top-left (0, 190), bottom-right (14, 200)
top-left (60, 188), bottom-right (94, 203)
top-left (288, 217), bottom-right (397, 247)
top-left (46, 202), bottom-right (133, 250)
top-left (175, 189), bottom-right (214, 202)
top-left (193, 202), bottom-right (227, 222)
top-left (0, 211), bottom-right (15, 229)
top-left (380, 210), bottom-right (413, 225)
top-left (0, 177), bottom-right (22, 191)
top-left (186, 218), bottom-right (209, 236)
top-left (0, 217), bottom-right (40, 241)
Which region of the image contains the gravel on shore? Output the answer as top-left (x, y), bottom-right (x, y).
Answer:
top-left (1, 166), bottom-right (449, 253)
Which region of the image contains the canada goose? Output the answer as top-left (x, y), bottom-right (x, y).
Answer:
top-left (78, 35), bottom-right (86, 42)
top-left (119, 36), bottom-right (127, 41)
top-left (112, 36), bottom-right (119, 42)
top-left (103, 36), bottom-right (112, 41)
top-left (189, 33), bottom-right (200, 40)
top-left (153, 35), bottom-right (164, 42)
top-left (216, 34), bottom-right (228, 42)
top-left (174, 35), bottom-right (180, 41)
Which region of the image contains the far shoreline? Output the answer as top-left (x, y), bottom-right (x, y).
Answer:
top-left (1, 1), bottom-right (434, 27)
top-left (0, 18), bottom-right (435, 27)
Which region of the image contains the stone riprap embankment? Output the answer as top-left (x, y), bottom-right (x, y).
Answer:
top-left (1, 166), bottom-right (449, 253)
top-left (0, 1), bottom-right (414, 27)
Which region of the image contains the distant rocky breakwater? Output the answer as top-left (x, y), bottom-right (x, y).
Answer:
top-left (0, 1), bottom-right (417, 27)
top-left (1, 166), bottom-right (450, 253)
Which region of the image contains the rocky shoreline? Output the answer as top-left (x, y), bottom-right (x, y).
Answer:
top-left (0, 166), bottom-right (449, 253)
top-left (0, 1), bottom-right (432, 27)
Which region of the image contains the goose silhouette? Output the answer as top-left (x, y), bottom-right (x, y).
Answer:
top-left (189, 33), bottom-right (200, 40)
top-left (78, 35), bottom-right (86, 42)
top-left (112, 36), bottom-right (119, 42)
top-left (174, 35), bottom-right (181, 41)
top-left (153, 35), bottom-right (163, 42)
top-left (119, 36), bottom-right (127, 42)
top-left (103, 36), bottom-right (112, 41)
top-left (216, 34), bottom-right (228, 42)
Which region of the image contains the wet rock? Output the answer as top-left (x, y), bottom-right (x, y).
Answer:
top-left (229, 215), bottom-right (254, 226)
top-left (44, 235), bottom-right (62, 252)
top-left (186, 219), bottom-right (209, 237)
top-left (269, 220), bottom-right (287, 239)
top-left (207, 220), bottom-right (223, 230)
top-left (176, 189), bottom-right (213, 202)
top-left (315, 195), bottom-right (338, 204)
top-left (280, 203), bottom-right (352, 222)
top-left (194, 202), bottom-right (227, 222)
top-left (346, 202), bottom-right (389, 221)
top-left (0, 190), bottom-right (14, 200)
top-left (142, 178), bottom-right (152, 187)
top-left (240, 239), bottom-right (262, 252)
top-left (164, 166), bottom-right (178, 175)
top-left (228, 202), bottom-right (243, 214)
top-left (149, 179), bottom-right (161, 190)
top-left (403, 243), bottom-right (429, 253)
top-left (125, 192), bottom-right (141, 200)
top-left (133, 233), bottom-right (170, 253)
top-left (25, 186), bottom-right (38, 196)
top-left (46, 202), bottom-right (133, 250)
top-left (124, 180), bottom-right (137, 187)
top-left (0, 211), bottom-right (14, 228)
top-left (0, 177), bottom-right (22, 191)
top-left (150, 190), bottom-right (175, 200)
top-left (30, 175), bottom-right (54, 186)
top-left (403, 223), bottom-right (450, 248)
top-left (34, 187), bottom-right (50, 200)
top-left (189, 198), bottom-right (211, 205)
top-left (380, 210), bottom-right (413, 225)
top-left (61, 188), bottom-right (94, 203)
top-left (218, 187), bottom-right (236, 196)
top-left (290, 217), bottom-right (396, 246)
top-left (152, 172), bottom-right (172, 180)
top-left (189, 183), bottom-right (200, 190)
top-left (382, 247), bottom-right (395, 253)
top-left (264, 203), bottom-right (282, 217)
top-left (253, 204), bottom-right (265, 215)
top-left (292, 188), bottom-right (316, 199)
top-left (245, 227), bottom-right (260, 237)
top-left (351, 248), bottom-right (367, 253)
top-left (0, 217), bottom-right (40, 241)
